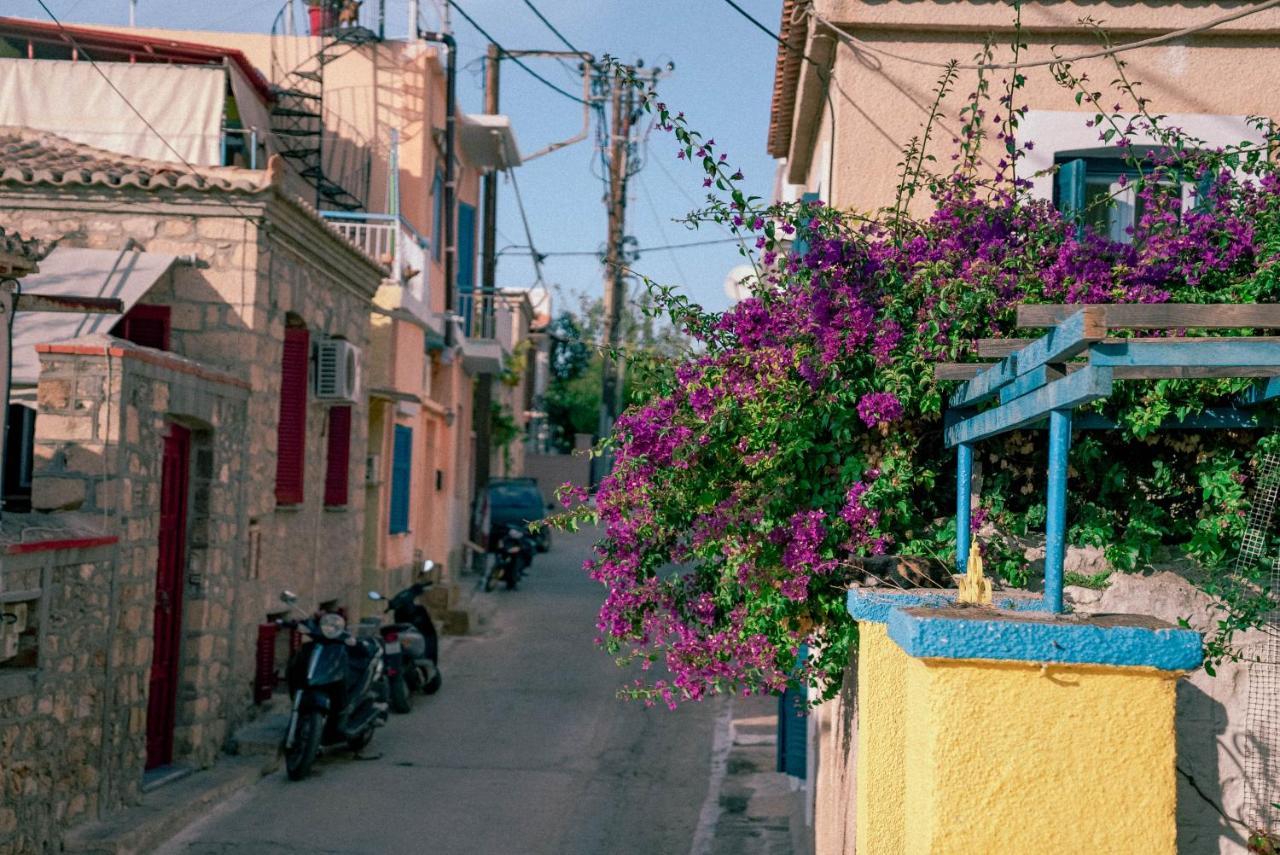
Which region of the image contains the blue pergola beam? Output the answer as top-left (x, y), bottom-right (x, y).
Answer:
top-left (998, 364), bottom-right (1064, 405)
top-left (949, 307), bottom-right (1104, 408)
top-left (1238, 377), bottom-right (1280, 407)
top-left (945, 366), bottom-right (1114, 447)
top-left (1090, 339), bottom-right (1280, 370)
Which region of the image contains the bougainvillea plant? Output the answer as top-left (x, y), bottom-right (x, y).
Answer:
top-left (551, 35), bottom-right (1280, 708)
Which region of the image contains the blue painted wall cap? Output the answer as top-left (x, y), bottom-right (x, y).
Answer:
top-left (847, 587), bottom-right (1050, 624)
top-left (884, 605), bottom-right (1203, 672)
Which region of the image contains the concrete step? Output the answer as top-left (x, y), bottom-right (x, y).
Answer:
top-left (62, 757), bottom-right (262, 855)
top-left (225, 712), bottom-right (288, 770)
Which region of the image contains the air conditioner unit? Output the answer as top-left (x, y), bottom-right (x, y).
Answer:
top-left (314, 338), bottom-right (361, 402)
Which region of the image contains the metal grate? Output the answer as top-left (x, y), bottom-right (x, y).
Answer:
top-left (1242, 451), bottom-right (1280, 832)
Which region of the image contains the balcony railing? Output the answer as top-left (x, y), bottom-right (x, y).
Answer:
top-left (321, 212), bottom-right (430, 304)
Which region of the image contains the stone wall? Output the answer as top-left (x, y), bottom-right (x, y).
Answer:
top-left (0, 341), bottom-right (252, 853)
top-left (0, 536), bottom-right (119, 854)
top-left (0, 183), bottom-right (382, 724)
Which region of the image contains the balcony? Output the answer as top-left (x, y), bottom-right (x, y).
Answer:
top-left (321, 212), bottom-right (430, 305)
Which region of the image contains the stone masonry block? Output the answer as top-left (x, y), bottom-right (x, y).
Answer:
top-left (37, 379), bottom-right (72, 411)
top-left (31, 477), bottom-right (86, 511)
top-left (37, 413), bottom-right (94, 442)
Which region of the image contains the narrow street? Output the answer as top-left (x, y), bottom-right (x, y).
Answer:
top-left (157, 528), bottom-right (722, 855)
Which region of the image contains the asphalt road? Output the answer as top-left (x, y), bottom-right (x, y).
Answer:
top-left (158, 526), bottom-right (722, 855)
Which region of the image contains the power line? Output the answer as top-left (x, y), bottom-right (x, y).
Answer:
top-left (501, 236), bottom-right (744, 258)
top-left (808, 0), bottom-right (1280, 72)
top-left (447, 0), bottom-right (588, 105)
top-left (32, 0), bottom-right (261, 222)
top-left (520, 0), bottom-right (582, 55)
top-left (718, 0), bottom-right (824, 69)
top-left (505, 166), bottom-right (547, 286)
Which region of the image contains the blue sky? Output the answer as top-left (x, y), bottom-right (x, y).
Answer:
top-left (12, 0), bottom-right (781, 314)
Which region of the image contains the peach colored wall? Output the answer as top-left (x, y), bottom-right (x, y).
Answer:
top-left (787, 1), bottom-right (1280, 214)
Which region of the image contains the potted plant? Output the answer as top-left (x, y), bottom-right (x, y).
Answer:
top-left (305, 0), bottom-right (338, 36)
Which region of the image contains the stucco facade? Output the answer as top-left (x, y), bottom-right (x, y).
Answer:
top-left (770, 1), bottom-right (1280, 214)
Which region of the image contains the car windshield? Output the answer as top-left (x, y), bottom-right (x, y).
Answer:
top-left (490, 483), bottom-right (542, 509)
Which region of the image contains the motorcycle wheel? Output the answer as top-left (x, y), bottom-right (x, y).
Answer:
top-left (505, 563), bottom-right (519, 590)
top-left (423, 665), bottom-right (443, 695)
top-left (483, 565), bottom-right (497, 592)
top-left (389, 673), bottom-right (413, 714)
top-left (346, 727), bottom-right (374, 753)
top-left (285, 710), bottom-right (323, 781)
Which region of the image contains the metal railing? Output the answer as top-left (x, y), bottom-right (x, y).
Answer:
top-left (321, 211), bottom-right (431, 303)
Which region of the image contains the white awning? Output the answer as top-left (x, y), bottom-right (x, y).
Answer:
top-left (12, 247), bottom-right (176, 386)
top-left (459, 114), bottom-right (522, 170)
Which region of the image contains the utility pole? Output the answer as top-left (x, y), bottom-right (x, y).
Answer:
top-left (597, 71), bottom-right (634, 474)
top-left (473, 42), bottom-right (499, 496)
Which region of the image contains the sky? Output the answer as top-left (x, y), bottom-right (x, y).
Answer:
top-left (10, 0), bottom-right (782, 315)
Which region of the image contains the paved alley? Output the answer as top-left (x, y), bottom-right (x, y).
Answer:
top-left (157, 528), bottom-right (722, 855)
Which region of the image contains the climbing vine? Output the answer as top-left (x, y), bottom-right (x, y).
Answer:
top-left (552, 37), bottom-right (1280, 707)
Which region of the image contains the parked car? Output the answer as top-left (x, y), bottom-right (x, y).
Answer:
top-left (485, 478), bottom-right (551, 553)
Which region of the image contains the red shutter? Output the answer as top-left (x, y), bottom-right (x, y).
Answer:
top-left (275, 326), bottom-right (309, 504)
top-left (254, 622), bottom-right (278, 704)
top-left (112, 304), bottom-right (171, 351)
top-left (324, 405), bottom-right (352, 506)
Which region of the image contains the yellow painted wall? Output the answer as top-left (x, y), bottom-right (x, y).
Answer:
top-left (854, 623), bottom-right (910, 855)
top-left (853, 628), bottom-right (1182, 853)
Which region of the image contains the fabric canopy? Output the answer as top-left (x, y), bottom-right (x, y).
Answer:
top-left (0, 58), bottom-right (225, 165)
top-left (11, 247), bottom-right (176, 386)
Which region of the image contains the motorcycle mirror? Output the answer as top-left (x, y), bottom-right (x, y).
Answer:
top-left (368, 591), bottom-right (383, 601)
top-left (280, 590), bottom-right (298, 605)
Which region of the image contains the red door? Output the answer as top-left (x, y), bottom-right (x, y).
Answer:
top-left (146, 423), bottom-right (190, 770)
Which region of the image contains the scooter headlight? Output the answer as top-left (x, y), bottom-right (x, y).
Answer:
top-left (319, 613), bottom-right (346, 640)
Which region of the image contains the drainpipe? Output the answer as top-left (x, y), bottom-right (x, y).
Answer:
top-left (418, 29), bottom-right (457, 344)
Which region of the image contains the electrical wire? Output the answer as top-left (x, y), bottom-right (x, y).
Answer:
top-left (520, 0), bottom-right (582, 55)
top-left (637, 171), bottom-right (690, 285)
top-left (32, 0), bottom-right (262, 223)
top-left (808, 0), bottom-right (1280, 72)
top-left (447, 0), bottom-right (588, 105)
top-left (500, 236), bottom-right (744, 258)
top-left (505, 166), bottom-right (547, 287)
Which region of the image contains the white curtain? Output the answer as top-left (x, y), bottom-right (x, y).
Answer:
top-left (0, 58), bottom-right (226, 166)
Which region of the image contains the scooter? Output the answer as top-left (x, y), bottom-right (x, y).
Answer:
top-left (279, 591), bottom-right (389, 781)
top-left (371, 560), bottom-right (443, 704)
top-left (485, 526), bottom-right (533, 592)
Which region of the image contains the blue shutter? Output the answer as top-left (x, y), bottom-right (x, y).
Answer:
top-left (457, 202), bottom-right (477, 336)
top-left (1056, 158), bottom-right (1087, 236)
top-left (1193, 170), bottom-right (1215, 213)
top-left (389, 425), bottom-right (412, 534)
top-left (793, 191), bottom-right (820, 257)
top-left (431, 171), bottom-right (444, 262)
top-left (776, 645), bottom-right (808, 779)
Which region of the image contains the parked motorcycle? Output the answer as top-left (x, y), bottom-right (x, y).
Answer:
top-left (278, 591), bottom-right (389, 781)
top-left (370, 560), bottom-right (443, 707)
top-left (485, 525), bottom-right (533, 592)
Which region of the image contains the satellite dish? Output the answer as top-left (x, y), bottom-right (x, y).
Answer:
top-left (723, 264), bottom-right (756, 304)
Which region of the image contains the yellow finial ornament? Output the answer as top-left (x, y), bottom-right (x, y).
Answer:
top-left (957, 541), bottom-right (992, 605)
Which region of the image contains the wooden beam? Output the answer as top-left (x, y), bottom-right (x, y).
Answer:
top-left (999, 364), bottom-right (1064, 405)
top-left (1089, 339), bottom-right (1280, 370)
top-left (1074, 409), bottom-right (1276, 430)
top-left (938, 362), bottom-right (1280, 382)
top-left (1018, 303), bottom-right (1280, 330)
top-left (977, 339), bottom-right (1033, 358)
top-left (1238, 377), bottom-right (1280, 407)
top-left (14, 294), bottom-right (124, 314)
top-left (948, 308), bottom-right (1104, 407)
top-left (945, 366), bottom-right (1113, 447)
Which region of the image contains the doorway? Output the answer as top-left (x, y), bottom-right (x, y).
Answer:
top-left (146, 423), bottom-right (190, 770)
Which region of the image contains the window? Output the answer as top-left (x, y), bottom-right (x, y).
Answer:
top-left (111, 304), bottom-right (170, 351)
top-left (431, 170), bottom-right (444, 263)
top-left (275, 323), bottom-right (309, 505)
top-left (323, 405), bottom-right (352, 507)
top-left (389, 425), bottom-right (412, 534)
top-left (457, 202), bottom-right (477, 335)
top-left (3, 404), bottom-right (35, 512)
top-left (1055, 156), bottom-right (1196, 244)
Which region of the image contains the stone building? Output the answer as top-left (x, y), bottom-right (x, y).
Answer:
top-left (0, 129), bottom-right (383, 852)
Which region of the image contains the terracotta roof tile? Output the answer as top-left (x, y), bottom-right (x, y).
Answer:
top-left (768, 0), bottom-right (804, 159)
top-left (0, 127), bottom-right (272, 195)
